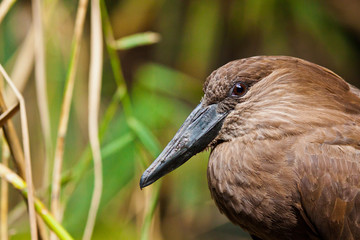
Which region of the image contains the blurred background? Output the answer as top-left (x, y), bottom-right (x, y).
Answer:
top-left (1, 0), bottom-right (360, 239)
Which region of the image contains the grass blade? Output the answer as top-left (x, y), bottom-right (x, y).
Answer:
top-left (113, 32), bottom-right (161, 50)
top-left (100, 0), bottom-right (132, 116)
top-left (127, 117), bottom-right (161, 159)
top-left (0, 163), bottom-right (74, 240)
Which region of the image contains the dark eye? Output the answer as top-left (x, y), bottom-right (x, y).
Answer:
top-left (230, 82), bottom-right (248, 97)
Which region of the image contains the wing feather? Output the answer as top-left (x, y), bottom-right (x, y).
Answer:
top-left (296, 130), bottom-right (360, 240)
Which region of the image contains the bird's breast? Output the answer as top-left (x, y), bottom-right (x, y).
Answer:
top-left (207, 138), bottom-right (314, 239)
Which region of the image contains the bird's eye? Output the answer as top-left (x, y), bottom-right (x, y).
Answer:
top-left (230, 82), bottom-right (248, 97)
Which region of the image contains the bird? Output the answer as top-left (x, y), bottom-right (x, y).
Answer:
top-left (139, 56), bottom-right (360, 240)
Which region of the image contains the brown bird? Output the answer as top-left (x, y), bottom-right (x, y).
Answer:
top-left (140, 56), bottom-right (360, 240)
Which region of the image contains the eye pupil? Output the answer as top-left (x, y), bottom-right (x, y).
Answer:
top-left (235, 85), bottom-right (244, 94)
top-left (231, 82), bottom-right (247, 96)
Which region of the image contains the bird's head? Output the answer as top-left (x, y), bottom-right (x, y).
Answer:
top-left (140, 56), bottom-right (360, 188)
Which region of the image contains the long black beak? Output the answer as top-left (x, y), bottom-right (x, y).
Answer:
top-left (140, 103), bottom-right (228, 189)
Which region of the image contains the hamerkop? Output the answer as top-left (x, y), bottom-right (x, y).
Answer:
top-left (140, 56), bottom-right (360, 240)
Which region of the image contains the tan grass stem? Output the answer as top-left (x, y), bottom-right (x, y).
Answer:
top-left (82, 0), bottom-right (103, 239)
top-left (0, 136), bottom-right (10, 240)
top-left (6, 27), bottom-right (34, 106)
top-left (0, 0), bottom-right (16, 24)
top-left (0, 64), bottom-right (37, 239)
top-left (50, 1), bottom-right (89, 238)
top-left (32, 0), bottom-right (52, 179)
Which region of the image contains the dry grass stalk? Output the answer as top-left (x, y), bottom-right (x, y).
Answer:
top-left (0, 135), bottom-right (10, 240)
top-left (5, 27), bottom-right (34, 106)
top-left (0, 64), bottom-right (38, 239)
top-left (32, 0), bottom-right (52, 175)
top-left (82, 0), bottom-right (103, 239)
top-left (50, 0), bottom-right (89, 238)
top-left (0, 83), bottom-right (48, 240)
top-left (0, 0), bottom-right (16, 24)
top-left (0, 87), bottom-right (25, 178)
top-left (0, 103), bottom-right (19, 127)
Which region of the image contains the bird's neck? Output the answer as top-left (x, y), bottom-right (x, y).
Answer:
top-left (216, 95), bottom-right (355, 144)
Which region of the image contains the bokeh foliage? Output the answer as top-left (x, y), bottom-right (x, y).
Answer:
top-left (1, 0), bottom-right (360, 239)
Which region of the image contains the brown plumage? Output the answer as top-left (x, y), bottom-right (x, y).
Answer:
top-left (140, 56), bottom-right (360, 240)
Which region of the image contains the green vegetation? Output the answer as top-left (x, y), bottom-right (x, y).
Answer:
top-left (0, 0), bottom-right (359, 239)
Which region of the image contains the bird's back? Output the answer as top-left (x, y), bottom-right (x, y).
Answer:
top-left (295, 122), bottom-right (360, 240)
top-left (208, 122), bottom-right (360, 239)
